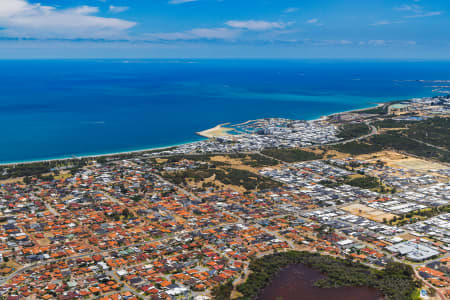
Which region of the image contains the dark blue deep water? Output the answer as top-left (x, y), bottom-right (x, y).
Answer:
top-left (0, 59), bottom-right (449, 163)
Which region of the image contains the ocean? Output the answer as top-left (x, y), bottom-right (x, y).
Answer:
top-left (0, 59), bottom-right (449, 164)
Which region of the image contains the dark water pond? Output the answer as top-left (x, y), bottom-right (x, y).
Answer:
top-left (257, 264), bottom-right (384, 300)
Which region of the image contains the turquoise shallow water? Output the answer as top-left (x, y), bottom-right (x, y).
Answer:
top-left (0, 59), bottom-right (449, 164)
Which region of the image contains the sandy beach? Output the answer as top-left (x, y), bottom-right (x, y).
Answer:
top-left (196, 123), bottom-right (235, 138)
top-left (0, 143), bottom-right (192, 167)
top-left (325, 103), bottom-right (385, 119)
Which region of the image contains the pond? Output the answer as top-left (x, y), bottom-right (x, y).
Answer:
top-left (257, 264), bottom-right (384, 300)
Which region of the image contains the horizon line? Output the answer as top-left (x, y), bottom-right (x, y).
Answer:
top-left (1, 58), bottom-right (450, 61)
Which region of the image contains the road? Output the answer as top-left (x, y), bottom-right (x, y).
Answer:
top-left (327, 122), bottom-right (378, 146)
top-left (413, 267), bottom-right (446, 300)
top-left (407, 137), bottom-right (447, 151)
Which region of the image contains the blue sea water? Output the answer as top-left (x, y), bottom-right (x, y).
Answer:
top-left (0, 59), bottom-right (449, 164)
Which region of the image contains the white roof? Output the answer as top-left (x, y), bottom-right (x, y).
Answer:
top-left (337, 239), bottom-right (354, 246)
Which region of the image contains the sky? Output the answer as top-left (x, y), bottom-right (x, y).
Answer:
top-left (0, 0), bottom-right (449, 59)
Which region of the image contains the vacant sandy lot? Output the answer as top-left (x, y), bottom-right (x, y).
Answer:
top-left (188, 173), bottom-right (247, 193)
top-left (0, 177), bottom-right (23, 184)
top-left (357, 150), bottom-right (448, 171)
top-left (209, 155), bottom-right (262, 173)
top-left (391, 158), bottom-right (447, 171)
top-left (356, 150), bottom-right (406, 162)
top-left (342, 203), bottom-right (397, 222)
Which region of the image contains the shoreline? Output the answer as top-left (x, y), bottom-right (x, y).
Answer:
top-left (326, 102), bottom-right (385, 118)
top-left (0, 141), bottom-right (201, 167)
top-left (0, 100), bottom-right (394, 167)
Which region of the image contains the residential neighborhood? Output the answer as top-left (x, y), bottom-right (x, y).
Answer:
top-left (0, 96), bottom-right (449, 299)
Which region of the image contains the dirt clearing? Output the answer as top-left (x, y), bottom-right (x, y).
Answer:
top-left (342, 203), bottom-right (397, 222)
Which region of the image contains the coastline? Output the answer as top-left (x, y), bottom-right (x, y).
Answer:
top-left (0, 140), bottom-right (202, 167)
top-left (326, 102), bottom-right (385, 118)
top-left (0, 101), bottom-right (391, 167)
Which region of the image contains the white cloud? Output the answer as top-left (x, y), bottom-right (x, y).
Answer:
top-left (190, 28), bottom-right (239, 39)
top-left (0, 0), bottom-right (136, 39)
top-left (284, 7), bottom-right (299, 13)
top-left (306, 18), bottom-right (324, 26)
top-left (371, 20), bottom-right (403, 26)
top-left (405, 11), bottom-right (444, 18)
top-left (395, 4), bottom-right (421, 12)
top-left (109, 6), bottom-right (129, 13)
top-left (144, 27), bottom-right (239, 41)
top-left (144, 20), bottom-right (297, 42)
top-left (309, 39), bottom-right (353, 46)
top-left (368, 40), bottom-right (386, 46)
top-left (68, 5), bottom-right (99, 15)
top-left (371, 20), bottom-right (390, 26)
top-left (226, 20), bottom-right (293, 31)
top-left (394, 4), bottom-right (444, 18)
top-left (168, 0), bottom-right (198, 4)
top-left (359, 40), bottom-right (418, 47)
